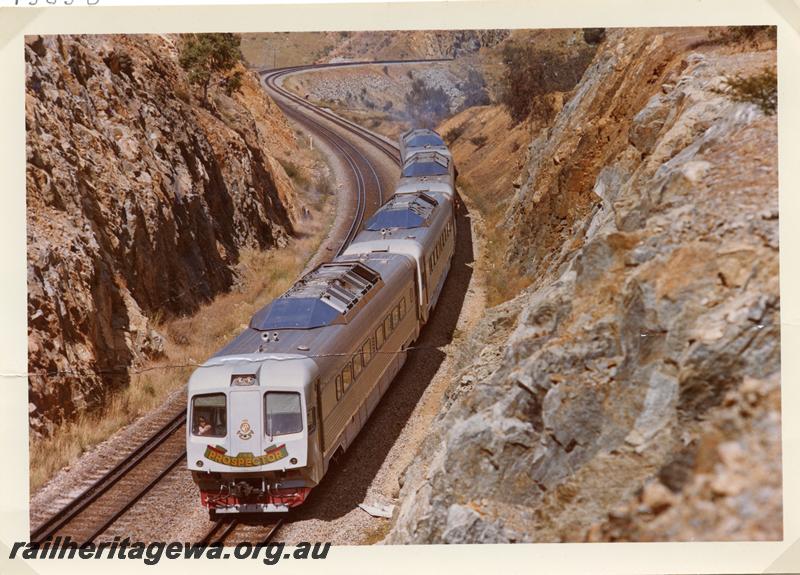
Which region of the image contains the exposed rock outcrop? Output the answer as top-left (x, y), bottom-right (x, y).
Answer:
top-left (26, 34), bottom-right (303, 435)
top-left (324, 30), bottom-right (509, 62)
top-left (388, 29), bottom-right (779, 543)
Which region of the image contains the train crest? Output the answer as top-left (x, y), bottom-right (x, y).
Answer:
top-left (236, 419), bottom-right (254, 440)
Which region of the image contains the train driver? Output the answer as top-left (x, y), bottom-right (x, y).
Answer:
top-left (196, 416), bottom-right (213, 436)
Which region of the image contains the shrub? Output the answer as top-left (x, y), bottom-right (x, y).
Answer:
top-left (583, 28), bottom-right (606, 45)
top-left (470, 135), bottom-right (488, 148)
top-left (726, 25), bottom-right (777, 46)
top-left (719, 67), bottom-right (777, 115)
top-left (443, 123), bottom-right (466, 143)
top-left (498, 41), bottom-right (596, 124)
top-left (223, 70), bottom-right (243, 96)
top-left (698, 25), bottom-right (777, 49)
top-left (179, 33), bottom-right (242, 103)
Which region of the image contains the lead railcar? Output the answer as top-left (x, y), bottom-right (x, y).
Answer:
top-left (186, 256), bottom-right (418, 516)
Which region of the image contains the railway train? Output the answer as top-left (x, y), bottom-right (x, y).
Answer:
top-left (186, 130), bottom-right (457, 517)
top-left (399, 128), bottom-right (450, 164)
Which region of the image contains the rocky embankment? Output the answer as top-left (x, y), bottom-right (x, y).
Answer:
top-left (388, 29), bottom-right (780, 542)
top-left (324, 30), bottom-right (509, 62)
top-left (26, 34), bottom-right (303, 436)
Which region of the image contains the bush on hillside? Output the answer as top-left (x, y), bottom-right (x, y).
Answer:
top-left (719, 67), bottom-right (777, 115)
top-left (498, 41), bottom-right (596, 124)
top-left (179, 33), bottom-right (242, 103)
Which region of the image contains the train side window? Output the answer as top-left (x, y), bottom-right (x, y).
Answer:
top-left (375, 324), bottom-right (385, 349)
top-left (400, 297), bottom-right (406, 319)
top-left (393, 304), bottom-right (401, 325)
top-left (342, 363), bottom-right (353, 391)
top-left (191, 393), bottom-right (227, 437)
top-left (307, 406), bottom-right (317, 433)
top-left (362, 339), bottom-right (372, 364)
top-left (384, 315), bottom-right (393, 338)
top-left (335, 374), bottom-right (343, 400)
top-left (353, 352), bottom-right (363, 379)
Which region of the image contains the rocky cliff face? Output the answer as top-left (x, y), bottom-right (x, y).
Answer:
top-left (388, 29), bottom-right (780, 542)
top-left (26, 34), bottom-right (303, 435)
top-left (325, 30), bottom-right (509, 62)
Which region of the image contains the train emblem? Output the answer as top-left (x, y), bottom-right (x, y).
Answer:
top-left (236, 419), bottom-right (254, 440)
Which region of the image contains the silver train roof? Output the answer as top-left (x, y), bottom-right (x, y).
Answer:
top-left (364, 192), bottom-right (438, 230)
top-left (213, 254), bottom-right (413, 359)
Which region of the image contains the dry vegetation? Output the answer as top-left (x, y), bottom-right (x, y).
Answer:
top-left (719, 66), bottom-right (777, 115)
top-left (29, 171), bottom-right (336, 492)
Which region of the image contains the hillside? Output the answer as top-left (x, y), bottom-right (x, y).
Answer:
top-left (25, 34), bottom-right (310, 437)
top-left (241, 30), bottom-right (509, 69)
top-left (388, 27), bottom-right (780, 543)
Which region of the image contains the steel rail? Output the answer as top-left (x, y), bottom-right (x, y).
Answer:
top-left (86, 451), bottom-right (187, 543)
top-left (31, 411), bottom-right (186, 543)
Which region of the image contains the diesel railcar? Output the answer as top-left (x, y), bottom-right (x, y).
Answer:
top-left (399, 128), bottom-right (450, 164)
top-left (187, 256), bottom-right (418, 515)
top-left (186, 133), bottom-right (457, 517)
top-left (394, 150), bottom-right (456, 199)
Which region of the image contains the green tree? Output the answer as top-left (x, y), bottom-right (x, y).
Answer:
top-left (178, 33), bottom-right (242, 103)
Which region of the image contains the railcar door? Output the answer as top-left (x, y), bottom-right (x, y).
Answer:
top-left (229, 389), bottom-right (263, 460)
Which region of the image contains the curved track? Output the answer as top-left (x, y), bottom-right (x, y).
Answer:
top-left (30, 60), bottom-right (410, 546)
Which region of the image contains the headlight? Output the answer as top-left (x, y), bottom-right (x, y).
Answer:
top-left (231, 374), bottom-right (257, 386)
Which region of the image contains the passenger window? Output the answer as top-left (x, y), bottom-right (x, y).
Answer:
top-left (192, 393), bottom-right (227, 437)
top-left (264, 391), bottom-right (303, 436)
top-left (376, 325), bottom-right (385, 349)
top-left (335, 374), bottom-right (343, 400)
top-left (342, 363), bottom-right (353, 390)
top-left (393, 305), bottom-right (401, 325)
top-left (308, 407), bottom-right (316, 433)
top-left (385, 314), bottom-right (393, 335)
top-left (362, 340), bottom-right (372, 364)
top-left (353, 352), bottom-right (363, 378)
top-left (400, 297), bottom-right (406, 318)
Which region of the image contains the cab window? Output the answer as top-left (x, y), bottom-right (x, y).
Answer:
top-left (264, 392), bottom-right (303, 436)
top-left (192, 393), bottom-right (226, 437)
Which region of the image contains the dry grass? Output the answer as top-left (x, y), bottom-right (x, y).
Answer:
top-left (361, 520), bottom-right (393, 545)
top-left (29, 194), bottom-right (335, 492)
top-left (457, 176), bottom-right (532, 307)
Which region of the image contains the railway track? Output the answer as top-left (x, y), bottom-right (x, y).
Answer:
top-left (30, 60), bottom-right (407, 546)
top-left (31, 411), bottom-right (187, 544)
top-left (198, 518), bottom-right (283, 547)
